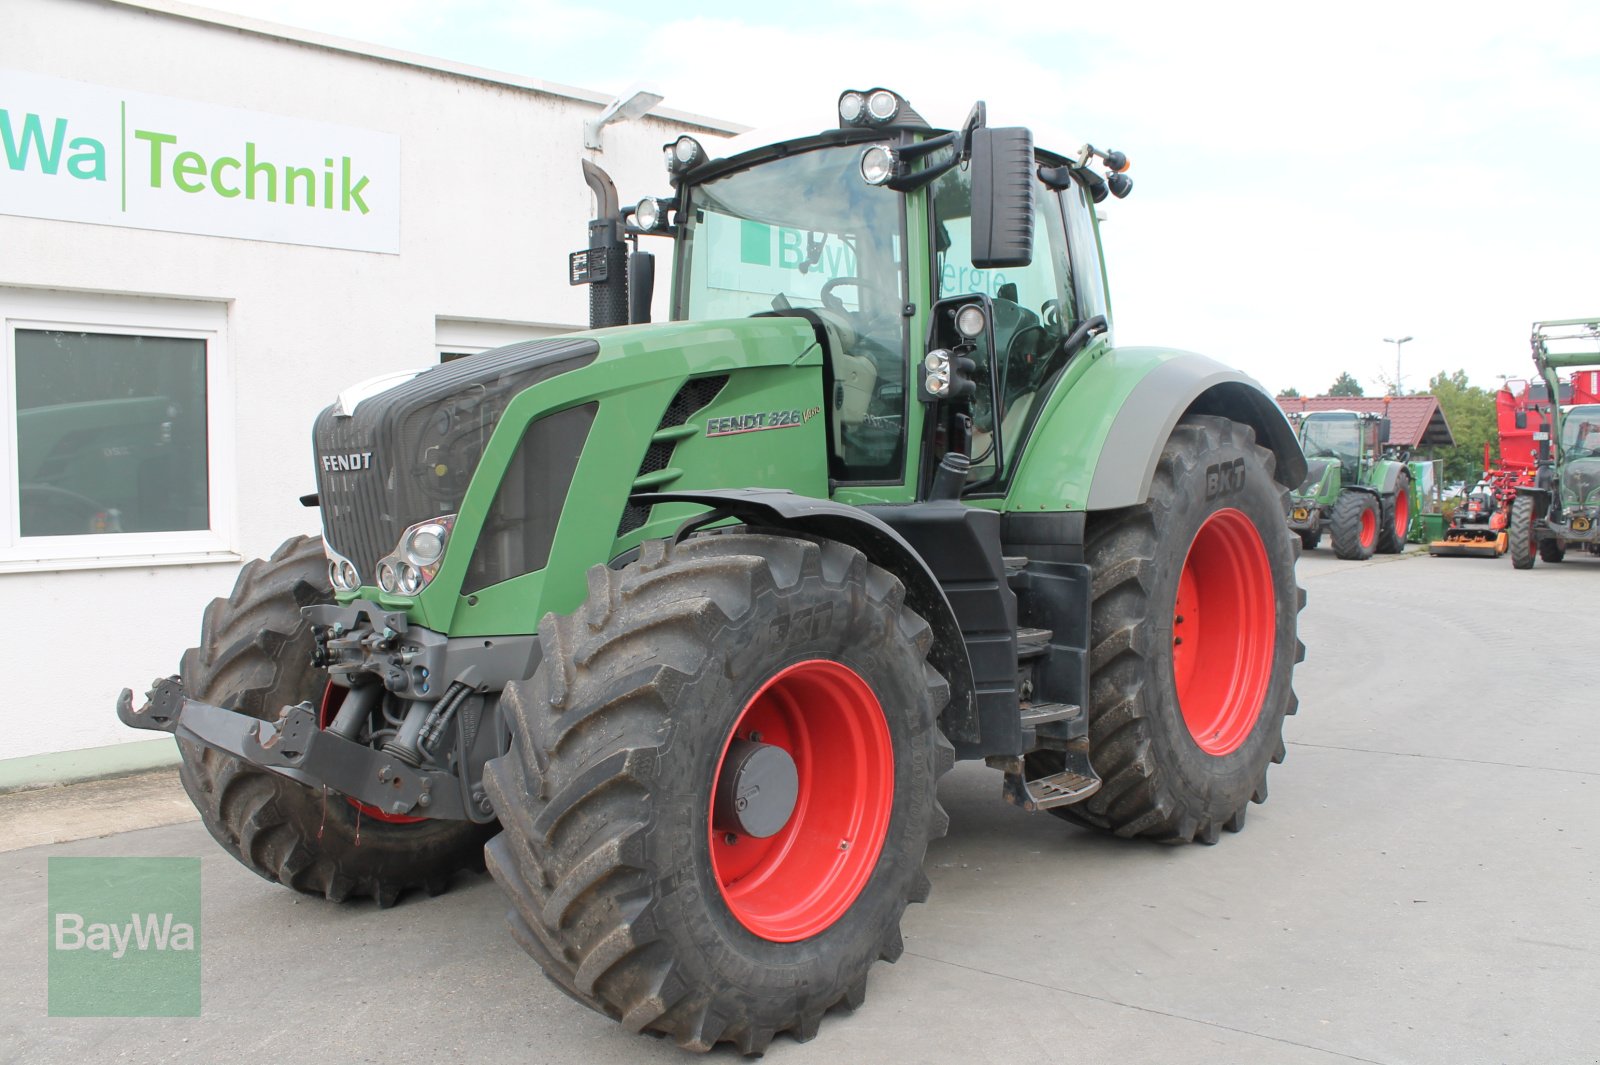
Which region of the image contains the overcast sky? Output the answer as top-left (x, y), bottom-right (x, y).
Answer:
top-left (196, 0), bottom-right (1600, 396)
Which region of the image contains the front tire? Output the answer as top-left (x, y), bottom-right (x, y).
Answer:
top-left (176, 536), bottom-right (495, 906)
top-left (1330, 489), bottom-right (1379, 560)
top-left (1033, 415), bottom-right (1302, 844)
top-left (1510, 496), bottom-right (1537, 569)
top-left (483, 533), bottom-right (952, 1053)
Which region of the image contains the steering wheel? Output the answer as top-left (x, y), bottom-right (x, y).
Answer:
top-left (1041, 299), bottom-right (1063, 330)
top-left (821, 276), bottom-right (893, 318)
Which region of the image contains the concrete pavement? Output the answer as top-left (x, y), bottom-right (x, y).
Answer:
top-left (2, 546), bottom-right (1596, 1064)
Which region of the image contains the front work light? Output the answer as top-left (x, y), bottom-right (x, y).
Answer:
top-left (635, 196), bottom-right (665, 231)
top-left (838, 92), bottom-right (865, 124)
top-left (924, 349), bottom-right (952, 396)
top-left (665, 135), bottom-right (705, 180)
top-left (867, 89), bottom-right (899, 123)
top-left (860, 145), bottom-right (897, 186)
top-left (955, 305), bottom-right (987, 340)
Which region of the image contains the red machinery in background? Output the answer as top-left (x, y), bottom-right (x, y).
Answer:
top-left (1431, 370), bottom-right (1600, 557)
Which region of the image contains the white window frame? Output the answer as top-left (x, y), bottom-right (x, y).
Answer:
top-left (0, 287), bottom-right (237, 573)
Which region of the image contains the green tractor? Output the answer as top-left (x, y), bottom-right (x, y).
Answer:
top-left (1286, 409), bottom-right (1413, 559)
top-left (118, 90), bottom-right (1306, 1052)
top-left (1510, 318), bottom-right (1600, 568)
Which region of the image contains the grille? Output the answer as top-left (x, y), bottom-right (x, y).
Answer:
top-left (617, 375), bottom-right (729, 537)
top-left (314, 337), bottom-right (598, 581)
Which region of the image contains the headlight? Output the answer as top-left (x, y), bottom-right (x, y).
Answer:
top-left (955, 304), bottom-right (987, 339)
top-left (838, 91), bottom-right (865, 124)
top-left (403, 521), bottom-right (449, 566)
top-left (326, 546), bottom-right (361, 592)
top-left (666, 135), bottom-right (704, 176)
top-left (377, 515), bottom-right (455, 597)
top-left (860, 145), bottom-right (897, 186)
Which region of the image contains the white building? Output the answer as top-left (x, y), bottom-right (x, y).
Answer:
top-left (0, 0), bottom-right (743, 786)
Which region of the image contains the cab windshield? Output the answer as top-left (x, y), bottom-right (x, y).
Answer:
top-left (676, 144), bottom-right (907, 479)
top-left (1300, 416), bottom-right (1361, 464)
top-left (1560, 404), bottom-right (1600, 457)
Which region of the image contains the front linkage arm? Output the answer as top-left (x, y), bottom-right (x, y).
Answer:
top-left (115, 678), bottom-right (467, 819)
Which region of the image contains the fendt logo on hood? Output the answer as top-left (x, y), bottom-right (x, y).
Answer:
top-left (321, 452), bottom-right (373, 472)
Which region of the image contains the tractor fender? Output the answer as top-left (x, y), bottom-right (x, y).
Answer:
top-left (1007, 346), bottom-right (1305, 512)
top-left (630, 488), bottom-right (979, 746)
top-left (1371, 460), bottom-right (1409, 495)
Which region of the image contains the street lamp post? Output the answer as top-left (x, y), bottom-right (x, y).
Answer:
top-left (1384, 335), bottom-right (1413, 394)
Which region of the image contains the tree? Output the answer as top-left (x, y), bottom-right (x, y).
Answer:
top-left (1328, 372), bottom-right (1364, 397)
top-left (1278, 386), bottom-right (1302, 398)
top-left (1426, 369), bottom-right (1497, 483)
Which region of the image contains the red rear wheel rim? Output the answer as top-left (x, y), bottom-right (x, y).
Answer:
top-left (318, 684), bottom-right (427, 825)
top-left (1359, 506), bottom-right (1377, 548)
top-left (1394, 489), bottom-right (1410, 538)
top-left (710, 659), bottom-right (894, 942)
top-left (1171, 508), bottom-right (1276, 756)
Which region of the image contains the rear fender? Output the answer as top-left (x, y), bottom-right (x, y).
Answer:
top-left (1006, 346), bottom-right (1306, 513)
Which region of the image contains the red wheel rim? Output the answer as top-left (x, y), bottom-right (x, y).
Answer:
top-left (318, 684), bottom-right (427, 825)
top-left (1394, 489), bottom-right (1410, 538)
top-left (1359, 505), bottom-right (1377, 549)
top-left (1171, 508), bottom-right (1276, 756)
top-left (709, 659), bottom-right (893, 942)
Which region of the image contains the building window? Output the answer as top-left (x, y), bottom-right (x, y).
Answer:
top-left (1, 289), bottom-right (234, 571)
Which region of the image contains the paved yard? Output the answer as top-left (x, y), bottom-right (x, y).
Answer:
top-left (3, 546), bottom-right (1596, 1064)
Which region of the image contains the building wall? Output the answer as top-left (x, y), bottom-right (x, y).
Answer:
top-left (0, 0), bottom-right (738, 771)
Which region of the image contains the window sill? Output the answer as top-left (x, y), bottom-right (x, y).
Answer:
top-left (0, 549), bottom-right (243, 575)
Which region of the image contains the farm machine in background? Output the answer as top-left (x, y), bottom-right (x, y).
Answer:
top-left (1430, 363), bottom-right (1600, 558)
top-left (1287, 409), bottom-right (1412, 559)
top-left (1509, 319), bottom-right (1600, 568)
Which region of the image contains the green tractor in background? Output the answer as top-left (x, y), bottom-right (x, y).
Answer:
top-left (1287, 409), bottom-right (1413, 559)
top-left (119, 90), bottom-right (1307, 1052)
top-left (1511, 318), bottom-right (1600, 568)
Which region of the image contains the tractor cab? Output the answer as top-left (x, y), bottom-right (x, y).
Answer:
top-left (1297, 410), bottom-right (1380, 479)
top-left (586, 88), bottom-right (1120, 497)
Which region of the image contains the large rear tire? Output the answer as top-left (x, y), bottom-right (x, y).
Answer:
top-left (1330, 489), bottom-right (1379, 560)
top-left (176, 536), bottom-right (495, 906)
top-left (1509, 495), bottom-right (1537, 570)
top-left (1376, 475), bottom-right (1412, 554)
top-left (1030, 416), bottom-right (1302, 844)
top-left (1539, 537), bottom-right (1566, 563)
top-left (483, 533), bottom-right (952, 1053)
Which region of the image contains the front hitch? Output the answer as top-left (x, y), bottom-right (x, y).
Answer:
top-left (116, 678), bottom-right (465, 819)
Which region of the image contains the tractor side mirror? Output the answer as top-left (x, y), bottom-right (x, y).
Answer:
top-left (1379, 417), bottom-right (1392, 444)
top-left (969, 127), bottom-right (1034, 269)
top-left (1515, 410), bottom-right (1528, 430)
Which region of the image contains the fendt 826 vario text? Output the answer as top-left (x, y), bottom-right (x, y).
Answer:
top-left (119, 90), bottom-right (1306, 1052)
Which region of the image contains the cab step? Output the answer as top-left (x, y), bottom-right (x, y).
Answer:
top-left (1016, 626), bottom-right (1053, 659)
top-left (990, 742), bottom-right (1102, 811)
top-left (1019, 701), bottom-right (1080, 727)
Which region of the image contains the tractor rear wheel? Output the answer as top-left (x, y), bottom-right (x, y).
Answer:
top-left (175, 536), bottom-right (495, 906)
top-left (1330, 489), bottom-right (1379, 560)
top-left (1376, 475), bottom-right (1412, 554)
top-left (1539, 537), bottom-right (1566, 563)
top-left (483, 533), bottom-right (952, 1053)
top-left (1510, 495), bottom-right (1537, 569)
top-left (1298, 523), bottom-right (1321, 551)
top-left (1031, 415), bottom-right (1302, 844)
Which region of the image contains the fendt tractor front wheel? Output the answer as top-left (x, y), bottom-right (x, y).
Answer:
top-left (1330, 489), bottom-right (1380, 560)
top-left (1377, 475), bottom-right (1412, 554)
top-left (176, 536), bottom-right (495, 905)
top-left (483, 533), bottom-right (952, 1053)
top-left (1509, 495), bottom-right (1538, 569)
top-left (1035, 415), bottom-right (1303, 844)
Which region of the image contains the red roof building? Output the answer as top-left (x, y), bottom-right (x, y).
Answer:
top-left (1274, 395), bottom-right (1455, 448)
